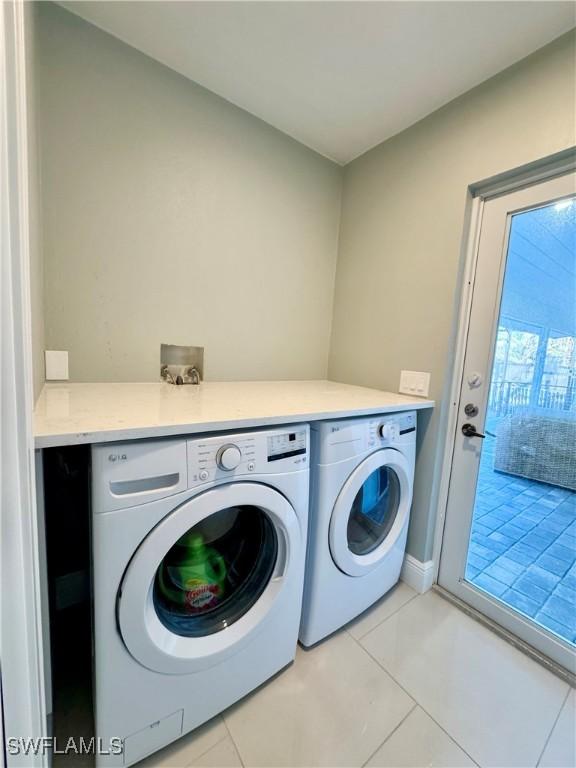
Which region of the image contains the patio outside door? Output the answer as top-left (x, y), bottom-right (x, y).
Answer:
top-left (439, 171), bottom-right (576, 673)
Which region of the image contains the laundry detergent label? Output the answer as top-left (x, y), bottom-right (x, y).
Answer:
top-left (184, 579), bottom-right (221, 612)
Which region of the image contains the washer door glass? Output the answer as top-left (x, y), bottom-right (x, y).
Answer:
top-left (153, 505), bottom-right (278, 638)
top-left (347, 466), bottom-right (401, 555)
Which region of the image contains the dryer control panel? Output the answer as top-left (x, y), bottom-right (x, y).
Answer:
top-left (312, 411), bottom-right (416, 464)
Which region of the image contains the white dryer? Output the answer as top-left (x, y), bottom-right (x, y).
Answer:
top-left (91, 425), bottom-right (309, 767)
top-left (300, 412), bottom-right (416, 647)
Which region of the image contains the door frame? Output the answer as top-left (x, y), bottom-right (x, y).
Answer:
top-left (432, 149), bottom-right (576, 666)
top-left (1, 2), bottom-right (48, 766)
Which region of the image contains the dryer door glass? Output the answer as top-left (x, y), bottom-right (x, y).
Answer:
top-left (153, 505), bottom-right (278, 637)
top-left (347, 466), bottom-right (401, 556)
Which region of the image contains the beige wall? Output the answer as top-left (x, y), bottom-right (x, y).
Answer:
top-left (329, 31), bottom-right (576, 561)
top-left (36, 4), bottom-right (342, 383)
top-left (26, 3), bottom-right (45, 401)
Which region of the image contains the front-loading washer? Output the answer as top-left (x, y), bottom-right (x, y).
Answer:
top-left (299, 412), bottom-right (416, 647)
top-left (91, 425), bottom-right (309, 766)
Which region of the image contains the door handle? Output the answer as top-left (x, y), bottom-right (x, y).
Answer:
top-left (462, 423), bottom-right (486, 439)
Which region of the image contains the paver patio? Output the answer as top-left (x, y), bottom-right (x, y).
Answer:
top-left (465, 431), bottom-right (576, 645)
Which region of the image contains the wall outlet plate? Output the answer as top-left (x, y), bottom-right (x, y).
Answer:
top-left (45, 350), bottom-right (69, 380)
top-left (399, 370), bottom-right (430, 397)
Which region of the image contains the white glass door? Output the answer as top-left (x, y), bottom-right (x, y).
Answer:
top-left (439, 171), bottom-right (576, 672)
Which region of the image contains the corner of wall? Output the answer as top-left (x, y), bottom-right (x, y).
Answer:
top-left (25, 1), bottom-right (45, 402)
top-left (325, 164), bottom-right (347, 380)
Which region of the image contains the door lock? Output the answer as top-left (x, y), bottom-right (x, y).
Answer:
top-left (464, 403), bottom-right (479, 417)
top-left (462, 423), bottom-right (486, 439)
top-left (468, 372), bottom-right (483, 388)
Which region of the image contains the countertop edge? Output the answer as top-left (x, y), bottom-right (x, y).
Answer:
top-left (35, 399), bottom-right (434, 449)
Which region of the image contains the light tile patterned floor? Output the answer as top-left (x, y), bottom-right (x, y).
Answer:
top-left (466, 431), bottom-right (576, 644)
top-left (142, 586), bottom-right (574, 768)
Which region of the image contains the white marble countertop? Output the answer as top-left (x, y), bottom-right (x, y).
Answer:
top-left (34, 380), bottom-right (434, 448)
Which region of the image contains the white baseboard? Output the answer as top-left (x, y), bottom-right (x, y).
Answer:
top-left (401, 554), bottom-right (435, 594)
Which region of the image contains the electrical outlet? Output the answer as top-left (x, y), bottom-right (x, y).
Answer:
top-left (399, 370), bottom-right (430, 397)
top-left (45, 350), bottom-right (69, 380)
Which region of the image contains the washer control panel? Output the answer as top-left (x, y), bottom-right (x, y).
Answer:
top-left (267, 430), bottom-right (307, 463)
top-left (188, 425), bottom-right (308, 486)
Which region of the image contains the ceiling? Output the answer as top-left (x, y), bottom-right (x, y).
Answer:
top-left (59, 1), bottom-right (575, 165)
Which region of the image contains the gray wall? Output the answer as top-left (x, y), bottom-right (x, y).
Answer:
top-left (328, 31), bottom-right (576, 562)
top-left (26, 3), bottom-right (45, 401)
top-left (32, 5), bottom-right (575, 561)
top-left (36, 4), bottom-right (342, 383)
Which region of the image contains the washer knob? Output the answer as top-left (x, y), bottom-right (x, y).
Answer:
top-left (216, 444), bottom-right (242, 471)
top-left (379, 423), bottom-right (396, 440)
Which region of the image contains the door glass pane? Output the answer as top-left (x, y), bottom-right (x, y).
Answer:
top-left (153, 505), bottom-right (278, 637)
top-left (465, 198), bottom-right (576, 646)
top-left (347, 466), bottom-right (400, 555)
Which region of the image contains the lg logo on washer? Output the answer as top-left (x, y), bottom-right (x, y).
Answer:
top-left (108, 453), bottom-right (128, 463)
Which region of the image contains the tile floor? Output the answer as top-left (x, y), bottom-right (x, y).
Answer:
top-left (140, 585), bottom-right (575, 768)
top-left (466, 431), bottom-right (576, 644)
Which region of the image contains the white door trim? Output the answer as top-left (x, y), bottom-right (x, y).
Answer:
top-left (0, 3), bottom-right (48, 765)
top-left (432, 149), bottom-right (576, 581)
top-left (431, 194), bottom-right (485, 581)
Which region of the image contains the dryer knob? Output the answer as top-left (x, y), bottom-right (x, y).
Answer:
top-left (216, 444), bottom-right (242, 471)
